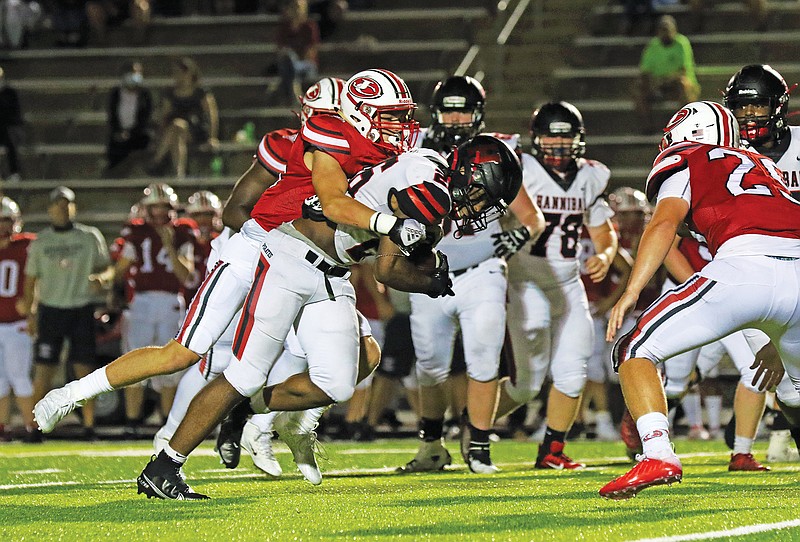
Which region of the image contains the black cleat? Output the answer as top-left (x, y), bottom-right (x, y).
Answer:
top-left (136, 452), bottom-right (209, 500)
top-left (215, 399), bottom-right (253, 469)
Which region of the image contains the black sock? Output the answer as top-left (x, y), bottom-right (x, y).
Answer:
top-left (790, 427), bottom-right (800, 452)
top-left (772, 412), bottom-right (790, 430)
top-left (469, 424), bottom-right (490, 447)
top-left (541, 426), bottom-right (566, 455)
top-left (666, 397), bottom-right (680, 414)
top-left (419, 418), bottom-right (444, 442)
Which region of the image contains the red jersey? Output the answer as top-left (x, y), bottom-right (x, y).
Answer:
top-left (0, 233), bottom-right (34, 323)
top-left (677, 236), bottom-right (712, 273)
top-left (110, 232), bottom-right (135, 304)
top-left (120, 219), bottom-right (198, 293)
top-left (182, 230), bottom-right (218, 305)
top-left (646, 142), bottom-right (800, 256)
top-left (250, 114), bottom-right (394, 231)
top-left (256, 128), bottom-right (298, 177)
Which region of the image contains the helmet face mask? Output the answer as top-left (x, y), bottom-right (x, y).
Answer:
top-left (341, 69), bottom-right (419, 153)
top-left (141, 183), bottom-right (178, 225)
top-left (429, 76), bottom-right (486, 151)
top-left (530, 102), bottom-right (585, 172)
top-left (186, 190), bottom-right (222, 233)
top-left (724, 64), bottom-right (789, 146)
top-left (448, 135), bottom-right (522, 237)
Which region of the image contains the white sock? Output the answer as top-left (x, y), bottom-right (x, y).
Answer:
top-left (681, 393), bottom-right (702, 428)
top-left (705, 395), bottom-right (722, 432)
top-left (249, 390), bottom-right (271, 414)
top-left (595, 411), bottom-right (613, 428)
top-left (250, 412), bottom-right (278, 432)
top-left (76, 368), bottom-right (113, 400)
top-left (636, 412), bottom-right (674, 459)
top-left (160, 367), bottom-right (208, 441)
top-left (733, 435), bottom-right (754, 455)
top-left (299, 406), bottom-right (327, 433)
top-left (163, 443), bottom-right (187, 465)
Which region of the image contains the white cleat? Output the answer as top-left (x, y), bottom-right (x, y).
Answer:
top-left (767, 430), bottom-right (800, 462)
top-left (241, 420), bottom-right (282, 477)
top-left (396, 439), bottom-right (453, 473)
top-left (33, 382), bottom-right (86, 433)
top-left (274, 416), bottom-right (322, 485)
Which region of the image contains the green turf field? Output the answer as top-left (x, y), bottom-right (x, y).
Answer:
top-left (0, 438), bottom-right (798, 541)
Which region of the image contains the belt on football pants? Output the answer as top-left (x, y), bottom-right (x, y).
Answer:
top-left (304, 250), bottom-right (349, 301)
top-left (451, 263), bottom-right (479, 278)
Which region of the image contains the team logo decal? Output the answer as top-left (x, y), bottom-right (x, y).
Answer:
top-left (664, 107), bottom-right (695, 133)
top-left (305, 83), bottom-right (322, 101)
top-left (349, 77), bottom-right (382, 99)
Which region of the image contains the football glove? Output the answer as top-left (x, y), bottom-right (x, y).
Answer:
top-left (301, 195), bottom-right (326, 222)
top-left (426, 251), bottom-right (455, 298)
top-left (389, 217), bottom-right (427, 256)
top-left (492, 226), bottom-right (531, 259)
top-left (408, 225), bottom-right (445, 264)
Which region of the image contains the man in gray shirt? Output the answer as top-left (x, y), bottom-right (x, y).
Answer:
top-left (17, 186), bottom-right (111, 440)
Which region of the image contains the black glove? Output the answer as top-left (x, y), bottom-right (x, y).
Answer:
top-left (301, 195), bottom-right (326, 222)
top-left (408, 225), bottom-right (445, 264)
top-left (492, 226), bottom-right (531, 259)
top-left (389, 217), bottom-right (427, 256)
top-left (426, 251), bottom-right (455, 298)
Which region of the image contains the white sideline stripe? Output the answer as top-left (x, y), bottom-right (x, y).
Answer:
top-left (10, 468), bottom-right (64, 474)
top-left (629, 519), bottom-right (800, 541)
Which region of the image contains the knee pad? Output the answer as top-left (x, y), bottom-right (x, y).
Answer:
top-left (466, 361), bottom-right (499, 384)
top-left (415, 362), bottom-right (450, 388)
top-left (9, 376), bottom-right (32, 398)
top-left (318, 379), bottom-right (355, 404)
top-left (224, 360), bottom-right (268, 397)
top-left (776, 382), bottom-right (800, 409)
top-left (664, 377), bottom-right (690, 399)
top-left (552, 367), bottom-right (587, 399)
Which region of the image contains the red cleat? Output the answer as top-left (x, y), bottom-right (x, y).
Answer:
top-left (599, 456), bottom-right (682, 500)
top-left (620, 409), bottom-right (642, 459)
top-left (535, 441), bottom-right (585, 470)
top-left (728, 453), bottom-right (770, 472)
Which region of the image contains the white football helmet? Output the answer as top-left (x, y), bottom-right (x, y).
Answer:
top-left (340, 69), bottom-right (419, 153)
top-left (300, 77), bottom-right (345, 124)
top-left (141, 182), bottom-right (179, 208)
top-left (0, 196), bottom-right (21, 233)
top-left (186, 190), bottom-right (222, 215)
top-left (660, 101), bottom-right (740, 151)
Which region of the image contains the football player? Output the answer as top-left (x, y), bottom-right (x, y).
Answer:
top-left (115, 183), bottom-right (197, 434)
top-left (136, 136), bottom-right (522, 499)
top-left (495, 101), bottom-right (618, 470)
top-left (601, 101), bottom-right (799, 500)
top-left (0, 197), bottom-right (37, 442)
top-left (397, 77), bottom-right (546, 475)
top-left (724, 64), bottom-right (800, 462)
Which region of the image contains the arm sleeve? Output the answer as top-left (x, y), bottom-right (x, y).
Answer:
top-left (657, 168), bottom-right (692, 205)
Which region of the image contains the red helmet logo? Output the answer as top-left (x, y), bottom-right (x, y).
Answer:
top-left (348, 77), bottom-right (382, 100)
top-left (664, 106), bottom-right (694, 133)
top-left (305, 83), bottom-right (322, 101)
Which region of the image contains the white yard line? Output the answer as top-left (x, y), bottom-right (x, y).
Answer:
top-left (10, 468), bottom-right (64, 474)
top-left (629, 519), bottom-right (800, 541)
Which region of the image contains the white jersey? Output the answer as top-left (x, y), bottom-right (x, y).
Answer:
top-left (334, 149), bottom-right (450, 265)
top-left (509, 155), bottom-right (614, 285)
top-left (773, 125), bottom-right (800, 199)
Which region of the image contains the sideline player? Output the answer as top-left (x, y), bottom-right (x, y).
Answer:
top-left (601, 101), bottom-right (797, 500)
top-left (495, 101), bottom-right (618, 470)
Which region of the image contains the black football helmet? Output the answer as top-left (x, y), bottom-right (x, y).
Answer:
top-left (427, 76), bottom-right (486, 153)
top-left (530, 101), bottom-right (586, 172)
top-left (447, 134), bottom-right (522, 237)
top-left (724, 64), bottom-right (790, 146)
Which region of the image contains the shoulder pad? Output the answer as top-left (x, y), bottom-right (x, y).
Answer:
top-left (645, 142), bottom-right (703, 201)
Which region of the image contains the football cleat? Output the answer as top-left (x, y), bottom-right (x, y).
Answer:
top-left (241, 420), bottom-right (282, 478)
top-left (766, 430), bottom-right (800, 462)
top-left (687, 424), bottom-right (710, 441)
top-left (274, 414), bottom-right (322, 485)
top-left (467, 443), bottom-right (499, 474)
top-left (396, 439), bottom-right (452, 473)
top-left (535, 441), bottom-right (585, 470)
top-left (33, 382), bottom-right (86, 433)
top-left (599, 455), bottom-right (682, 500)
top-left (136, 453), bottom-right (209, 500)
top-left (215, 400), bottom-right (252, 469)
top-left (728, 453), bottom-right (770, 472)
top-left (620, 409), bottom-right (642, 459)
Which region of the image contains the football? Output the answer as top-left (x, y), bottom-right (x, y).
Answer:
top-left (412, 249), bottom-right (439, 274)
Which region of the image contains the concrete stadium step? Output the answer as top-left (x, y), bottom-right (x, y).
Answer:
top-left (552, 63), bottom-right (800, 100)
top-left (2, 40), bottom-right (469, 79)
top-left (589, 1), bottom-right (800, 36)
top-left (569, 31), bottom-right (800, 68)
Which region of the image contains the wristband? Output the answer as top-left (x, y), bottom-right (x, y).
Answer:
top-left (369, 212), bottom-right (398, 235)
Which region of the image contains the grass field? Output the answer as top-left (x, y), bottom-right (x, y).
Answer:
top-left (1, 438), bottom-right (799, 541)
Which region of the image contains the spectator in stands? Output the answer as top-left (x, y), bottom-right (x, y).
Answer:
top-left (105, 60), bottom-right (153, 176)
top-left (0, 67), bottom-right (23, 184)
top-left (620, 0), bottom-right (655, 36)
top-left (274, 0), bottom-right (320, 105)
top-left (18, 186), bottom-right (112, 440)
top-left (85, 0), bottom-right (150, 45)
top-left (308, 0), bottom-right (347, 40)
top-left (147, 57), bottom-right (218, 179)
top-left (634, 15), bottom-right (700, 134)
